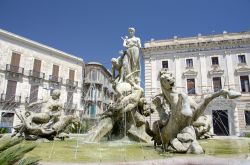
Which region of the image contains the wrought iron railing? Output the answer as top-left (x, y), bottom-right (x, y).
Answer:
top-left (64, 102), bottom-right (77, 110)
top-left (6, 64), bottom-right (24, 74)
top-left (29, 70), bottom-right (45, 79)
top-left (0, 93), bottom-right (21, 103)
top-left (49, 75), bottom-right (63, 83)
top-left (66, 79), bottom-right (78, 87)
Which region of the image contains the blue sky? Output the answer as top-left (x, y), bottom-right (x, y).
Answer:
top-left (0, 0), bottom-right (250, 87)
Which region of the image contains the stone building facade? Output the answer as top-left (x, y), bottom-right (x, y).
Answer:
top-left (0, 29), bottom-right (84, 131)
top-left (83, 62), bottom-right (114, 119)
top-left (142, 31), bottom-right (250, 136)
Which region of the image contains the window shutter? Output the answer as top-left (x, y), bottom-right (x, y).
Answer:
top-left (11, 52), bottom-right (21, 66)
top-left (52, 65), bottom-right (59, 77)
top-left (33, 59), bottom-right (41, 72)
top-left (69, 70), bottom-right (75, 81)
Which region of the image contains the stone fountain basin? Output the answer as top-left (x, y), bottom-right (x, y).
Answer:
top-left (23, 136), bottom-right (250, 164)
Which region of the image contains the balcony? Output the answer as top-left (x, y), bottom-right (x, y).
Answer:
top-left (84, 78), bottom-right (103, 86)
top-left (49, 75), bottom-right (63, 83)
top-left (0, 94), bottom-right (21, 104)
top-left (6, 64), bottom-right (24, 75)
top-left (29, 70), bottom-right (45, 79)
top-left (5, 64), bottom-right (24, 80)
top-left (66, 79), bottom-right (78, 88)
top-left (64, 103), bottom-right (77, 110)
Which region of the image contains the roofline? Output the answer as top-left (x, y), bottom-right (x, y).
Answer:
top-left (86, 62), bottom-right (112, 77)
top-left (144, 30), bottom-right (250, 46)
top-left (0, 28), bottom-right (84, 63)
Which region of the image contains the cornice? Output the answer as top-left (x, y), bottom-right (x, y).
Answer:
top-left (182, 68), bottom-right (198, 77)
top-left (208, 65), bottom-right (224, 76)
top-left (235, 64), bottom-right (250, 74)
top-left (0, 28), bottom-right (84, 64)
top-left (142, 38), bottom-right (250, 55)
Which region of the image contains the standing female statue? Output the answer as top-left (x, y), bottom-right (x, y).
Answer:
top-left (123, 27), bottom-right (141, 84)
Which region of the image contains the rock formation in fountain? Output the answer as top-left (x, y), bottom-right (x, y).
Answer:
top-left (146, 70), bottom-right (241, 154)
top-left (12, 90), bottom-right (79, 140)
top-left (84, 27), bottom-right (153, 142)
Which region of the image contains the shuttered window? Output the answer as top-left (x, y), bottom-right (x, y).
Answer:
top-left (29, 85), bottom-right (39, 103)
top-left (33, 59), bottom-right (41, 72)
top-left (11, 52), bottom-right (21, 66)
top-left (67, 92), bottom-right (73, 104)
top-left (52, 65), bottom-right (59, 77)
top-left (6, 80), bottom-right (17, 100)
top-left (213, 77), bottom-right (222, 92)
top-left (69, 70), bottom-right (75, 81)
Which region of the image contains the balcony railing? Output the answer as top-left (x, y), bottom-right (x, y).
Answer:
top-left (84, 78), bottom-right (103, 85)
top-left (64, 102), bottom-right (77, 110)
top-left (29, 70), bottom-right (45, 79)
top-left (6, 64), bottom-right (24, 75)
top-left (0, 94), bottom-right (21, 103)
top-left (49, 75), bottom-right (63, 83)
top-left (66, 79), bottom-right (78, 87)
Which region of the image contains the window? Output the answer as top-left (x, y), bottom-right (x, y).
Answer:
top-left (67, 92), bottom-right (74, 104)
top-left (29, 85), bottom-right (39, 103)
top-left (89, 104), bottom-right (96, 118)
top-left (69, 70), bottom-right (75, 81)
top-left (245, 111), bottom-right (250, 126)
top-left (187, 79), bottom-right (195, 94)
top-left (33, 59), bottom-right (41, 72)
top-left (52, 64), bottom-right (59, 77)
top-left (6, 80), bottom-right (17, 100)
top-left (162, 61), bottom-right (168, 69)
top-left (186, 59), bottom-right (193, 68)
top-left (238, 55), bottom-right (246, 64)
top-left (213, 77), bottom-right (222, 92)
top-left (91, 70), bottom-right (97, 81)
top-left (211, 57), bottom-right (219, 65)
top-left (32, 59), bottom-right (42, 77)
top-left (240, 76), bottom-right (250, 92)
top-left (11, 52), bottom-right (21, 66)
top-left (1, 112), bottom-right (14, 127)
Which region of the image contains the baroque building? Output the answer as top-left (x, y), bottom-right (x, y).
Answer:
top-left (83, 62), bottom-right (114, 119)
top-left (142, 31), bottom-right (250, 136)
top-left (0, 29), bottom-right (84, 131)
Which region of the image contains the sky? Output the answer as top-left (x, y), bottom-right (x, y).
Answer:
top-left (0, 0), bottom-right (250, 87)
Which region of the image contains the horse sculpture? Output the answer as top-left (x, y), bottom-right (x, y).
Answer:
top-left (146, 70), bottom-right (241, 153)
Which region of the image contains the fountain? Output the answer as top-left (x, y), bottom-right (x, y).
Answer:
top-left (84, 27), bottom-right (152, 143)
top-left (84, 27), bottom-right (242, 155)
top-left (6, 28), bottom-right (245, 164)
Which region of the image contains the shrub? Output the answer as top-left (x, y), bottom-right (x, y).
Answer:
top-left (0, 128), bottom-right (9, 134)
top-left (0, 137), bottom-right (40, 165)
top-left (245, 133), bottom-right (250, 138)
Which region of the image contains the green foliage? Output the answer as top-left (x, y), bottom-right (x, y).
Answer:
top-left (0, 128), bottom-right (9, 134)
top-left (245, 133), bottom-right (250, 138)
top-left (17, 157), bottom-right (40, 165)
top-left (0, 137), bottom-right (39, 165)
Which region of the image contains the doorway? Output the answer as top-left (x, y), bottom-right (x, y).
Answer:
top-left (212, 110), bottom-right (229, 136)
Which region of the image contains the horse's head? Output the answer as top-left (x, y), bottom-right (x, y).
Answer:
top-left (158, 70), bottom-right (175, 90)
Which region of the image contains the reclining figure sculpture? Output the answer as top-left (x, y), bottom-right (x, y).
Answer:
top-left (13, 90), bottom-right (79, 140)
